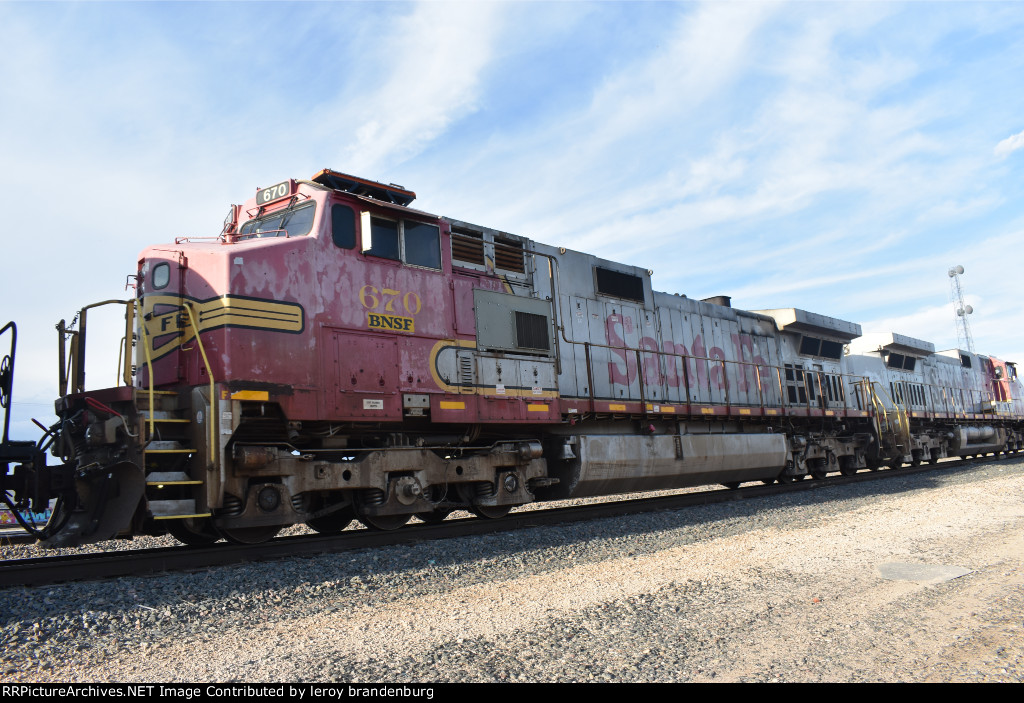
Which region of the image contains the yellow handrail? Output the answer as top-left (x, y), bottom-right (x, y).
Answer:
top-left (182, 303), bottom-right (217, 470)
top-left (133, 299), bottom-right (155, 439)
top-left (121, 301), bottom-right (135, 387)
top-left (862, 380), bottom-right (910, 452)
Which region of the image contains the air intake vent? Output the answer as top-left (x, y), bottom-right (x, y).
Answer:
top-left (799, 335), bottom-right (844, 361)
top-left (458, 352), bottom-right (475, 385)
top-left (595, 267), bottom-right (645, 303)
top-left (515, 311), bottom-right (550, 351)
top-left (451, 228), bottom-right (485, 266)
top-left (494, 237), bottom-right (525, 273)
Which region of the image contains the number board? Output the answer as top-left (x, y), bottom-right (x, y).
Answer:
top-left (256, 180), bottom-right (294, 206)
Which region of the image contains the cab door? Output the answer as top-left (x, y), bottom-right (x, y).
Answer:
top-left (139, 251), bottom-right (187, 387)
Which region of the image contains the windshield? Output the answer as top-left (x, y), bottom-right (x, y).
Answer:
top-left (238, 201), bottom-right (316, 239)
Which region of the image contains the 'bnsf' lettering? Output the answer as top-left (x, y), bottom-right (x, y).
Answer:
top-left (367, 312), bottom-right (415, 333)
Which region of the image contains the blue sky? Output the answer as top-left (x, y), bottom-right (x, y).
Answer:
top-left (2, 1), bottom-right (1024, 438)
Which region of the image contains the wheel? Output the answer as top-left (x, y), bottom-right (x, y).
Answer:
top-left (761, 478), bottom-right (776, 485)
top-left (810, 465), bottom-right (829, 480)
top-left (218, 525), bottom-right (282, 544)
top-left (359, 513), bottom-right (411, 531)
top-left (471, 504), bottom-right (511, 519)
top-left (414, 508), bottom-right (452, 524)
top-left (168, 518), bottom-right (220, 546)
top-left (306, 505), bottom-right (355, 534)
top-left (721, 482), bottom-right (741, 490)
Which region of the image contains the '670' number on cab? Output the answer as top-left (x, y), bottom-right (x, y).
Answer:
top-left (359, 285), bottom-right (422, 315)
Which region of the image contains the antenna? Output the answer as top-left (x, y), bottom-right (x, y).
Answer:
top-left (947, 265), bottom-right (975, 353)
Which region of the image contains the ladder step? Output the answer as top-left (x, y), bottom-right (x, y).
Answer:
top-left (149, 499), bottom-right (201, 517)
top-left (145, 440), bottom-right (195, 453)
top-left (146, 471), bottom-right (203, 486)
top-left (140, 411), bottom-right (190, 423)
top-left (146, 471), bottom-right (195, 481)
top-left (153, 513), bottom-right (212, 520)
top-left (142, 410), bottom-right (175, 420)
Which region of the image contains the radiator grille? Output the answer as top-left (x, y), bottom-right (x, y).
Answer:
top-left (494, 237), bottom-right (525, 273)
top-left (515, 311), bottom-right (550, 351)
top-left (451, 228), bottom-right (485, 266)
top-left (595, 266), bottom-right (645, 303)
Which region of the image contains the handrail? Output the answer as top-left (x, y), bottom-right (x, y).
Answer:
top-left (57, 299), bottom-right (133, 396)
top-left (122, 302), bottom-right (135, 387)
top-left (1, 321), bottom-right (17, 445)
top-left (494, 241), bottom-right (1017, 421)
top-left (862, 379), bottom-right (888, 440)
top-left (578, 339), bottom-right (866, 413)
top-left (861, 380), bottom-right (911, 452)
top-left (558, 330), bottom-right (1024, 421)
top-left (182, 302), bottom-right (217, 470)
top-left (133, 299), bottom-right (155, 439)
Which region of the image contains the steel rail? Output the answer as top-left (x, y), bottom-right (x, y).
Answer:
top-left (2, 454), bottom-right (1017, 589)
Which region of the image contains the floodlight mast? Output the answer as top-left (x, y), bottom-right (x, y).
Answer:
top-left (948, 265), bottom-right (975, 354)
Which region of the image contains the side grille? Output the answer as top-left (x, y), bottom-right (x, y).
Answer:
top-left (494, 237), bottom-right (525, 273)
top-left (451, 229), bottom-right (485, 266)
top-left (595, 267), bottom-right (645, 303)
top-left (515, 311), bottom-right (550, 351)
top-left (458, 353), bottom-right (475, 385)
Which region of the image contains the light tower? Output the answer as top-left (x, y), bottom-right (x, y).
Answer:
top-left (948, 265), bottom-right (975, 353)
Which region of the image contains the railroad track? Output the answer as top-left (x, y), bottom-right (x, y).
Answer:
top-left (1, 455), bottom-right (1017, 589)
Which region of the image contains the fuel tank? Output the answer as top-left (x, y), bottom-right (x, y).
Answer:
top-left (549, 432), bottom-right (788, 498)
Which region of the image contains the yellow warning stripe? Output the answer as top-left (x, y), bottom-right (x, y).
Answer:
top-left (141, 294), bottom-right (304, 361)
top-left (231, 390), bottom-right (270, 401)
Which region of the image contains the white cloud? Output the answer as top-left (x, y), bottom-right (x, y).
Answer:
top-left (323, 3), bottom-right (506, 175)
top-left (994, 129), bottom-right (1024, 158)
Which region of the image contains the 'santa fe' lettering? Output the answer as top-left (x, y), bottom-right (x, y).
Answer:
top-left (605, 314), bottom-right (769, 390)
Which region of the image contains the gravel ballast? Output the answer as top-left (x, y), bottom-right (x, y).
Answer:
top-left (1, 457), bottom-right (1022, 682)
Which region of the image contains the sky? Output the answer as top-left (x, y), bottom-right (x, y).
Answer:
top-left (2, 1), bottom-right (1024, 439)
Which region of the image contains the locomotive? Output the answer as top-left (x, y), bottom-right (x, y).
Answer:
top-left (2, 170), bottom-right (1022, 547)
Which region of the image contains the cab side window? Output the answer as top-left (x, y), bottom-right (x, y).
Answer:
top-left (367, 217), bottom-right (400, 260)
top-left (332, 204), bottom-right (356, 249)
top-left (404, 221), bottom-right (441, 269)
top-left (361, 213), bottom-right (441, 270)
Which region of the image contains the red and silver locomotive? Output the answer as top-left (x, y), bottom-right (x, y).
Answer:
top-left (3, 170), bottom-right (1023, 546)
